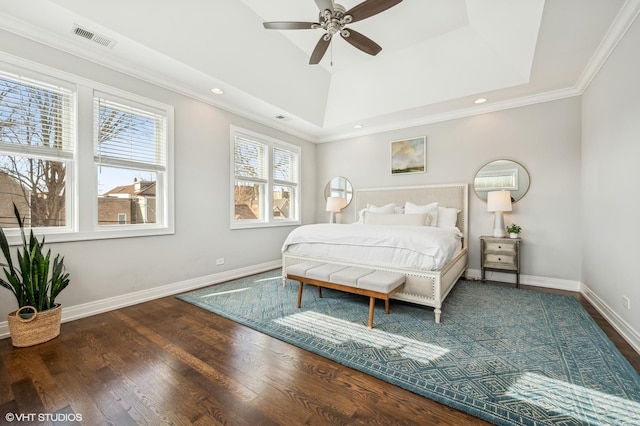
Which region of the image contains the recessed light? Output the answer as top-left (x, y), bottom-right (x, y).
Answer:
top-left (474, 98), bottom-right (487, 104)
top-left (210, 88), bottom-right (224, 95)
top-left (354, 124), bottom-right (363, 129)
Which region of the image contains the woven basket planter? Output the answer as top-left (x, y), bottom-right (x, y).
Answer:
top-left (7, 304), bottom-right (62, 347)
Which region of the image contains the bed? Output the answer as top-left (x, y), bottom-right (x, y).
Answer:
top-left (282, 183), bottom-right (469, 323)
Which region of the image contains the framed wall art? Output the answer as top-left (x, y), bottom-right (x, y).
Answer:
top-left (390, 136), bottom-right (426, 175)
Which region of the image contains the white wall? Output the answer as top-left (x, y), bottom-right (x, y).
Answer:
top-left (316, 97), bottom-right (583, 285)
top-left (582, 16), bottom-right (640, 339)
top-left (0, 31), bottom-right (316, 321)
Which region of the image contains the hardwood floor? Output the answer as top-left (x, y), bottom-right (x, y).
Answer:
top-left (0, 280), bottom-right (638, 425)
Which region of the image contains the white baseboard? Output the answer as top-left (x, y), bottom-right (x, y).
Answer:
top-left (581, 283), bottom-right (640, 355)
top-left (465, 268), bottom-right (581, 292)
top-left (0, 260), bottom-right (281, 340)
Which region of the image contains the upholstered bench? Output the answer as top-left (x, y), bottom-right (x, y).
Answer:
top-left (286, 261), bottom-right (406, 329)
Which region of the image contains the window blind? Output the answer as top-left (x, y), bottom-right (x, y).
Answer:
top-left (0, 71), bottom-right (74, 158)
top-left (273, 145), bottom-right (298, 184)
top-left (94, 96), bottom-right (166, 170)
top-left (234, 136), bottom-right (267, 180)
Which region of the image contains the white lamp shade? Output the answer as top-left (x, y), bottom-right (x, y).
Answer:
top-left (487, 190), bottom-right (512, 212)
top-left (326, 197), bottom-right (345, 213)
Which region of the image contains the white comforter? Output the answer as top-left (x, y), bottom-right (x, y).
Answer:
top-left (282, 224), bottom-right (462, 271)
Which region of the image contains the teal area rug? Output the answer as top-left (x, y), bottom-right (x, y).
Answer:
top-left (178, 269), bottom-right (640, 425)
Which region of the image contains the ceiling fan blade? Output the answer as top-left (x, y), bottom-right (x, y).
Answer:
top-left (309, 36), bottom-right (331, 64)
top-left (263, 21), bottom-right (319, 30)
top-left (341, 29), bottom-right (382, 56)
top-left (315, 0), bottom-right (334, 12)
top-left (345, 0), bottom-right (402, 23)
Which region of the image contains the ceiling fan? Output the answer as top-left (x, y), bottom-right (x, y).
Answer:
top-left (263, 0), bottom-right (403, 65)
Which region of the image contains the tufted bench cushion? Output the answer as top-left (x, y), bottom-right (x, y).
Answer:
top-left (286, 262), bottom-right (405, 329)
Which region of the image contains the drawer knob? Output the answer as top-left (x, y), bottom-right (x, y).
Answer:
top-left (498, 257), bottom-right (502, 261)
top-left (498, 245), bottom-right (502, 249)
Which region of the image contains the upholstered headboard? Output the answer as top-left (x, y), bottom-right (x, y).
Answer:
top-left (355, 183), bottom-right (469, 249)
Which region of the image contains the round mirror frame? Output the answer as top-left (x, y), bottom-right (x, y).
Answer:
top-left (473, 159), bottom-right (530, 203)
top-left (324, 176), bottom-right (354, 207)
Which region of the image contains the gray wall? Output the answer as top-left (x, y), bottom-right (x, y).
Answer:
top-left (582, 16), bottom-right (640, 335)
top-left (0, 31), bottom-right (316, 318)
top-left (316, 97), bottom-right (583, 284)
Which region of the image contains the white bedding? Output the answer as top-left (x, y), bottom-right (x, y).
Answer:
top-left (282, 223), bottom-right (462, 271)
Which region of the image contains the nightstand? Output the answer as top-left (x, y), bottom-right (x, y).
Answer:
top-left (480, 236), bottom-right (521, 287)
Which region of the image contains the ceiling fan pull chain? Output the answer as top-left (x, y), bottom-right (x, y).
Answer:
top-left (330, 38), bottom-right (333, 67)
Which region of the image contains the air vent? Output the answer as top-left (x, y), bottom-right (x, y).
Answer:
top-left (72, 25), bottom-right (116, 49)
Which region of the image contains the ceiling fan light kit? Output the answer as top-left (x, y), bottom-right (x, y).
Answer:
top-left (263, 0), bottom-right (402, 64)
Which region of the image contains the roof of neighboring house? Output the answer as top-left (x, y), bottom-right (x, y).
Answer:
top-left (234, 204), bottom-right (257, 220)
top-left (103, 180), bottom-right (156, 197)
top-left (273, 198), bottom-right (289, 210)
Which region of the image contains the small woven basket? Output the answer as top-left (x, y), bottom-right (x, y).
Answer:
top-left (7, 304), bottom-right (62, 347)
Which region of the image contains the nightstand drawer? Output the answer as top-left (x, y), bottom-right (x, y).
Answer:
top-left (484, 241), bottom-right (516, 254)
top-left (480, 235), bottom-right (521, 286)
top-left (484, 254), bottom-right (517, 268)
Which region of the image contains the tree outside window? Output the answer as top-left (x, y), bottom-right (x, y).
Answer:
top-left (0, 73), bottom-right (73, 228)
top-left (231, 127), bottom-right (300, 228)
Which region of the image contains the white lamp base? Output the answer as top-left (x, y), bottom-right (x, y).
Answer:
top-left (329, 212), bottom-right (336, 224)
top-left (493, 211), bottom-right (507, 237)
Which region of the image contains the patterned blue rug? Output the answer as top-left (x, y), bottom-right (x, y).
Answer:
top-left (178, 269), bottom-right (640, 425)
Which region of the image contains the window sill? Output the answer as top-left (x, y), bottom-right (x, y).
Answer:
top-left (230, 220), bottom-right (301, 230)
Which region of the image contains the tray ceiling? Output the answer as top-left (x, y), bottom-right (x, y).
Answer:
top-left (0, 0), bottom-right (637, 141)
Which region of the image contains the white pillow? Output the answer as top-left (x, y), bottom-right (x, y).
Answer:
top-left (367, 203), bottom-right (396, 213)
top-left (437, 206), bottom-right (461, 228)
top-left (357, 203), bottom-right (397, 223)
top-left (404, 201), bottom-right (438, 226)
top-left (363, 212), bottom-right (431, 226)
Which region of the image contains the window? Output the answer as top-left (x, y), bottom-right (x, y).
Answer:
top-left (231, 126), bottom-right (300, 228)
top-left (95, 94), bottom-right (167, 228)
top-left (0, 70), bottom-right (74, 229)
top-left (0, 59), bottom-right (173, 242)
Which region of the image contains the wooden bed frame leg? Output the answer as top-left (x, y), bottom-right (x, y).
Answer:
top-left (434, 308), bottom-right (441, 324)
top-left (368, 297), bottom-right (375, 329)
top-left (318, 286), bottom-right (322, 298)
top-left (297, 282), bottom-right (303, 308)
top-left (384, 298), bottom-right (390, 314)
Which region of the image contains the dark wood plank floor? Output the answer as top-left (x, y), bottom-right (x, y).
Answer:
top-left (1, 279), bottom-right (638, 425)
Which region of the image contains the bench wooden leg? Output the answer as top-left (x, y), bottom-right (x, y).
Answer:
top-left (385, 298), bottom-right (390, 314)
top-left (368, 297), bottom-right (375, 329)
top-left (318, 286), bottom-right (322, 298)
top-left (297, 282), bottom-right (303, 308)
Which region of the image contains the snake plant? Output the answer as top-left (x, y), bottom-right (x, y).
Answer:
top-left (0, 203), bottom-right (70, 312)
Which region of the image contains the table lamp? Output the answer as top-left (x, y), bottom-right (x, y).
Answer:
top-left (487, 190), bottom-right (512, 237)
top-left (326, 197), bottom-right (345, 224)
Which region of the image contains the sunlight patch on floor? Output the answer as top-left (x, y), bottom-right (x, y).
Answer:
top-left (198, 287), bottom-right (251, 298)
top-left (274, 310), bottom-right (449, 364)
top-left (507, 372), bottom-right (640, 424)
top-left (254, 276), bottom-right (280, 283)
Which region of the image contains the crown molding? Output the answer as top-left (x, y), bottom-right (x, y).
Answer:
top-left (1, 1), bottom-right (639, 144)
top-left (575, 0), bottom-right (640, 93)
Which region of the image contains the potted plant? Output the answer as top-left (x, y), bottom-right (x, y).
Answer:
top-left (506, 223), bottom-right (522, 239)
top-left (0, 203), bottom-right (70, 347)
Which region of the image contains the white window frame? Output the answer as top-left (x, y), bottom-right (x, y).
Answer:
top-left (0, 55), bottom-right (174, 244)
top-left (230, 126), bottom-right (300, 229)
top-left (93, 90), bottom-right (170, 234)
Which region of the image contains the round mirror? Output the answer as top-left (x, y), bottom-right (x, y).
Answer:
top-left (324, 176), bottom-right (353, 207)
top-left (473, 160), bottom-right (530, 202)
